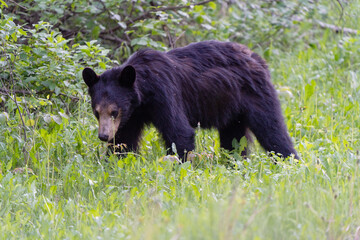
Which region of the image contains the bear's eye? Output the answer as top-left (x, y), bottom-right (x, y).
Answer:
top-left (94, 111), bottom-right (99, 119)
top-left (111, 111), bottom-right (118, 118)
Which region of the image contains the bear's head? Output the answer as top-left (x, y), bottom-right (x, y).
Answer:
top-left (82, 66), bottom-right (140, 143)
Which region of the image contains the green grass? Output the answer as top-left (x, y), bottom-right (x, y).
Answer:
top-left (1, 14), bottom-right (360, 240)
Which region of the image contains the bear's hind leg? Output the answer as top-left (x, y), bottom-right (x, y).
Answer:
top-left (247, 106), bottom-right (299, 159)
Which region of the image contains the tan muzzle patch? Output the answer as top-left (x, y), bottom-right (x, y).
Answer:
top-left (95, 104), bottom-right (121, 142)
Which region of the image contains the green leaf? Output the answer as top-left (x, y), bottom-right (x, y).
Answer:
top-left (58, 112), bottom-right (68, 119)
top-left (304, 80), bottom-right (316, 103)
top-left (131, 37), bottom-right (148, 47)
top-left (180, 167), bottom-right (187, 181)
top-left (91, 26), bottom-right (101, 39)
top-left (18, 28), bottom-right (27, 36)
top-left (208, 2), bottom-right (217, 10)
top-left (0, 112), bottom-right (9, 123)
top-left (0, 0), bottom-right (8, 8)
top-left (239, 136), bottom-right (247, 152)
top-left (25, 119), bottom-right (35, 127)
top-left (54, 87), bottom-right (60, 95)
top-left (43, 114), bottom-right (52, 123)
top-left (51, 115), bottom-right (62, 125)
top-left (117, 21), bottom-right (127, 29)
top-left (193, 5), bottom-right (204, 12)
top-left (99, 62), bottom-right (106, 69)
top-left (6, 160), bottom-right (12, 171)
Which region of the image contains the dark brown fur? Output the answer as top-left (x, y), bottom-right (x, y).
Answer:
top-left (83, 40), bottom-right (299, 160)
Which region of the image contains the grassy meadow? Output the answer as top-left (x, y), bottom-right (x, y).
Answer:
top-left (1, 1), bottom-right (360, 239)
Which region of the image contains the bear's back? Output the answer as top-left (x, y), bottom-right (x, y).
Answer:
top-left (125, 41), bottom-right (273, 129)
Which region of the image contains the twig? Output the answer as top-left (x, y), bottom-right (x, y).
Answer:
top-left (8, 61), bottom-right (29, 164)
top-left (173, 31), bottom-right (186, 48)
top-left (8, 0), bottom-right (28, 10)
top-left (164, 25), bottom-right (174, 48)
top-left (335, 0), bottom-right (344, 22)
top-left (95, 0), bottom-right (112, 19)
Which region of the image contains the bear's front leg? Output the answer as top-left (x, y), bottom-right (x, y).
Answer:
top-left (154, 118), bottom-right (195, 161)
top-left (163, 129), bottom-right (195, 161)
top-left (108, 118), bottom-right (145, 156)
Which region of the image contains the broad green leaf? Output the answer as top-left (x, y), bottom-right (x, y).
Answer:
top-left (26, 119), bottom-right (35, 127)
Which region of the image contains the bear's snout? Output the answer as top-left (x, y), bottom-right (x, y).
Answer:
top-left (98, 133), bottom-right (109, 142)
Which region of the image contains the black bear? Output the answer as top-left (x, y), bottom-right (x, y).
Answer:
top-left (82, 40), bottom-right (299, 160)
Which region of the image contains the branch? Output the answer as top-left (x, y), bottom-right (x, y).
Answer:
top-left (0, 88), bottom-right (80, 101)
top-left (315, 20), bottom-right (358, 35)
top-left (156, 0), bottom-right (213, 12)
top-left (99, 34), bottom-right (126, 45)
top-left (130, 0), bottom-right (213, 24)
top-left (292, 16), bottom-right (359, 35)
top-left (101, 0), bottom-right (214, 35)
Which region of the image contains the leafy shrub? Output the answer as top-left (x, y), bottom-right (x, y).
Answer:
top-left (3, 0), bottom-right (347, 61)
top-left (0, 6), bottom-right (113, 169)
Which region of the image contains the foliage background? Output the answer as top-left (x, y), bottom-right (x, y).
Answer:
top-left (0, 0), bottom-right (360, 239)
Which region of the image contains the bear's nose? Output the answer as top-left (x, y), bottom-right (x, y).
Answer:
top-left (98, 133), bottom-right (109, 142)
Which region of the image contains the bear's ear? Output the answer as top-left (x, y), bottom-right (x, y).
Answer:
top-left (119, 65), bottom-right (136, 88)
top-left (82, 67), bottom-right (99, 88)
